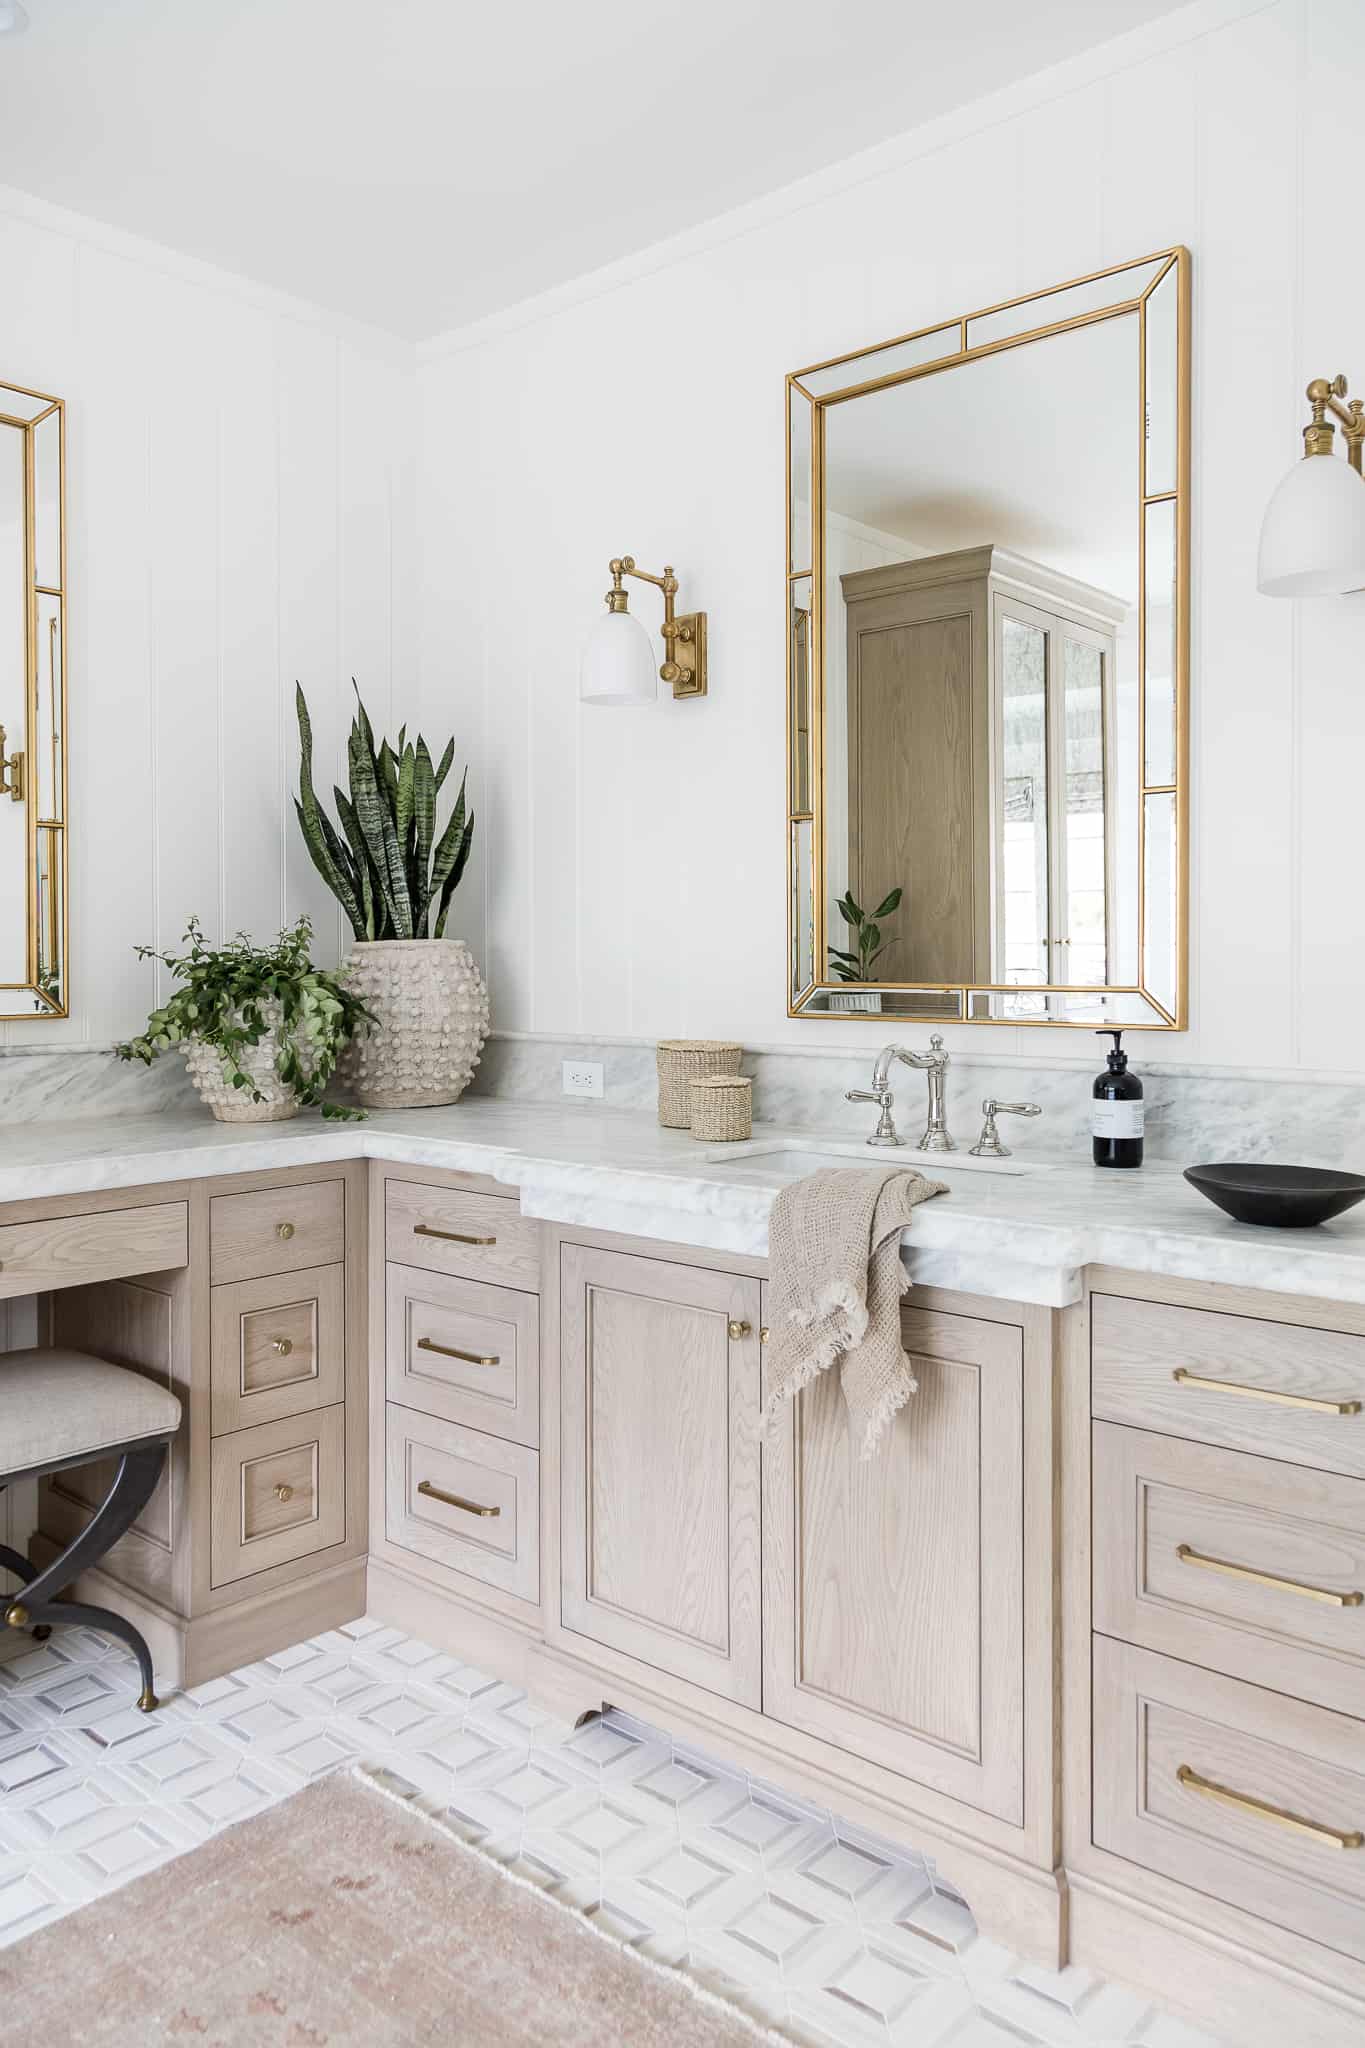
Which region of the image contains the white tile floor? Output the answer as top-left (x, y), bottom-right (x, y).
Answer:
top-left (0, 1618), bottom-right (1222, 2048)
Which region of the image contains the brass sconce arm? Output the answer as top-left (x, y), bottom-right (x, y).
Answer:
top-left (606, 555), bottom-right (708, 699)
top-left (1303, 375), bottom-right (1365, 471)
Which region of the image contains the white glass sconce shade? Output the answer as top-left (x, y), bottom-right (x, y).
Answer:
top-left (579, 607), bottom-right (658, 705)
top-left (1258, 451), bottom-right (1365, 597)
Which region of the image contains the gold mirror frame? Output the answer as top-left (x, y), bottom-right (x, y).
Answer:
top-left (786, 247), bottom-right (1190, 1031)
top-left (0, 376), bottom-right (68, 1020)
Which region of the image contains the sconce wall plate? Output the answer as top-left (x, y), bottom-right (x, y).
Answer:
top-left (666, 609), bottom-right (707, 699)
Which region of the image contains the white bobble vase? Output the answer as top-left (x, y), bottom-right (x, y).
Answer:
top-left (340, 939), bottom-right (490, 1109)
top-left (182, 1002), bottom-right (304, 1124)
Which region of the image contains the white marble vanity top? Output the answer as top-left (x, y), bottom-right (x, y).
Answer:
top-left (3, 1097), bottom-right (1365, 1310)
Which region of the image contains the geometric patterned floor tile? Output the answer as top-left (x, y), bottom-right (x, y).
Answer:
top-left (0, 1615), bottom-right (1227, 2048)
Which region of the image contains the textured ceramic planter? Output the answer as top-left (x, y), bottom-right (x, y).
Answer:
top-left (182, 1003), bottom-right (303, 1124)
top-left (339, 939), bottom-right (489, 1109)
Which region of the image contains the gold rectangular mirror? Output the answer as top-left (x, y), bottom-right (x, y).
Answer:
top-left (787, 248), bottom-right (1189, 1030)
top-left (0, 375), bottom-right (67, 1020)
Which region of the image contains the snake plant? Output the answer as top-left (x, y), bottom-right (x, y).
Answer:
top-left (294, 684), bottom-right (474, 941)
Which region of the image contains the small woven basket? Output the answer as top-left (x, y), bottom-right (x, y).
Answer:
top-left (656, 1039), bottom-right (743, 1127)
top-left (688, 1075), bottom-right (753, 1143)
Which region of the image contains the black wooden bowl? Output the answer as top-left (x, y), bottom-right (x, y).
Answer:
top-left (1184, 1163), bottom-right (1365, 1230)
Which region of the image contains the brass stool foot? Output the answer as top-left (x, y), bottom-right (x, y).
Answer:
top-left (4, 1603), bottom-right (28, 1629)
top-left (137, 1688), bottom-right (159, 1713)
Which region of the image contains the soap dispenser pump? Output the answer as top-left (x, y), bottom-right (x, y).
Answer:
top-left (1092, 1030), bottom-right (1144, 1169)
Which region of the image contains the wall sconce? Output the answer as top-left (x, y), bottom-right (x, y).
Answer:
top-left (1258, 374), bottom-right (1365, 597)
top-left (579, 555), bottom-right (708, 705)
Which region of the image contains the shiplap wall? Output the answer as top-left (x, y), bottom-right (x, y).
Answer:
top-left (0, 190), bottom-right (415, 1050)
top-left (416, 0), bottom-right (1365, 1074)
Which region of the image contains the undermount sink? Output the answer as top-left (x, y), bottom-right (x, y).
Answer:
top-left (703, 1138), bottom-right (1049, 1179)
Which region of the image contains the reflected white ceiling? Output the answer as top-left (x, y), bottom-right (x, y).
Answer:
top-left (825, 316), bottom-right (1141, 601)
top-left (0, 0), bottom-right (1189, 338)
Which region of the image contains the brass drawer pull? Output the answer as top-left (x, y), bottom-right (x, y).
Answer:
top-left (417, 1336), bottom-right (500, 1368)
top-left (728, 1319), bottom-right (752, 1340)
top-left (276, 1221), bottom-right (296, 1241)
top-left (1172, 1367), bottom-right (1361, 1416)
top-left (271, 1337), bottom-right (294, 1357)
top-left (275, 1483), bottom-right (295, 1504)
top-left (414, 1223), bottom-right (497, 1247)
top-left (1176, 1764), bottom-right (1363, 1850)
top-left (416, 1478), bottom-right (500, 1518)
top-left (1177, 1542), bottom-right (1363, 1608)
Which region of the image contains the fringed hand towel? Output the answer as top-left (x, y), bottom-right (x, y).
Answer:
top-left (763, 1165), bottom-right (948, 1461)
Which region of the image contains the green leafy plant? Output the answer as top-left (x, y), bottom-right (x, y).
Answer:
top-left (829, 886), bottom-right (903, 983)
top-left (294, 684), bottom-right (474, 940)
top-left (113, 917), bottom-right (372, 1119)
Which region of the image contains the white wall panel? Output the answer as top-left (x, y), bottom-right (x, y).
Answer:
top-left (416, 0), bottom-right (1364, 1076)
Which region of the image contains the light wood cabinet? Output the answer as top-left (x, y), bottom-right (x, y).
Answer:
top-left (763, 1298), bottom-right (1026, 1823)
top-left (558, 1242), bottom-right (762, 1708)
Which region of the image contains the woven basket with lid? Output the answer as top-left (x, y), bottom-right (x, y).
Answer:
top-left (688, 1074), bottom-right (752, 1142)
top-left (656, 1039), bottom-right (743, 1127)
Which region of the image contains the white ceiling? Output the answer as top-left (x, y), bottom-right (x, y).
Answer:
top-left (0, 0), bottom-right (1189, 339)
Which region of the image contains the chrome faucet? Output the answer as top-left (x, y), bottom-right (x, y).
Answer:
top-left (847, 1036), bottom-right (956, 1153)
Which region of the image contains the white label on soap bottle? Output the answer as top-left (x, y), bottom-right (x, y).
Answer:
top-left (1093, 1099), bottom-right (1144, 1139)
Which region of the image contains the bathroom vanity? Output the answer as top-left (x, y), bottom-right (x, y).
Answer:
top-left (3, 1101), bottom-right (1362, 2048)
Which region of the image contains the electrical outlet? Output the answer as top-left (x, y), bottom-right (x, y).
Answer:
top-left (562, 1060), bottom-right (605, 1101)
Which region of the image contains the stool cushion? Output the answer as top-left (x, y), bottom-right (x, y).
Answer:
top-left (0, 1348), bottom-right (181, 1478)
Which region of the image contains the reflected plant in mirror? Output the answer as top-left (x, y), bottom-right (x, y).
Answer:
top-left (829, 886), bottom-right (902, 983)
top-left (785, 249), bottom-right (1190, 1031)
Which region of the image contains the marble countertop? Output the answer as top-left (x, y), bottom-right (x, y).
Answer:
top-left (4, 1097), bottom-right (1365, 1309)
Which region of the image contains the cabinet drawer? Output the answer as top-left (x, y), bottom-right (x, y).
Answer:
top-left (0, 1202), bottom-right (187, 1301)
top-left (1092, 1292), bottom-right (1365, 1479)
top-left (210, 1406), bottom-right (345, 1587)
top-left (386, 1180), bottom-right (539, 1291)
top-left (210, 1179), bottom-right (345, 1286)
top-left (1094, 1637), bottom-right (1365, 1964)
top-left (386, 1264), bottom-right (538, 1447)
top-left (1094, 1423), bottom-right (1365, 1716)
top-left (385, 1402), bottom-right (538, 1606)
top-left (211, 1265), bottom-right (345, 1436)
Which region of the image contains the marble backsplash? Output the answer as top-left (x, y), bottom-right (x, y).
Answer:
top-left (469, 1033), bottom-right (1365, 1171)
top-left (2, 1032), bottom-right (1363, 1172)
top-left (0, 1046), bottom-right (198, 1124)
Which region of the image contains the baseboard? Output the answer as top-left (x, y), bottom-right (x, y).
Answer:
top-left (365, 1556), bottom-right (542, 1687)
top-left (26, 1536), bottom-right (366, 1694)
top-left (1068, 1873), bottom-right (1365, 2048)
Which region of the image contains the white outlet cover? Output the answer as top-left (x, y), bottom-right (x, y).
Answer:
top-left (562, 1060), bottom-right (604, 1100)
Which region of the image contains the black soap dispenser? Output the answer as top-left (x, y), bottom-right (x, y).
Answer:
top-left (1092, 1030), bottom-right (1144, 1169)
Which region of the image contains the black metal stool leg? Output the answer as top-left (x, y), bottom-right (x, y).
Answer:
top-left (0, 1547), bottom-right (48, 1640)
top-left (4, 1441), bottom-right (170, 1709)
top-left (39, 1599), bottom-right (159, 1710)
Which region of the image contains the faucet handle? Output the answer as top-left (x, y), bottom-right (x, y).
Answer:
top-left (845, 1086), bottom-right (903, 1148)
top-left (969, 1098), bottom-right (1042, 1158)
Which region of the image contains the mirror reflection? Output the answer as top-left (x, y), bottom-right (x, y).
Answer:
top-left (0, 377), bottom-right (67, 1017)
top-left (787, 250), bottom-right (1187, 1029)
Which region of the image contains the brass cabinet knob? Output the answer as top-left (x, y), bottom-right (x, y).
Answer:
top-left (271, 1337), bottom-right (294, 1357)
top-left (276, 1221), bottom-right (296, 1241)
top-left (275, 1483), bottom-right (294, 1504)
top-left (728, 1319), bottom-right (752, 1340)
top-left (760, 1326), bottom-right (770, 1344)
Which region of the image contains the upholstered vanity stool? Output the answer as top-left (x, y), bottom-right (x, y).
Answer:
top-left (0, 1348), bottom-right (181, 1711)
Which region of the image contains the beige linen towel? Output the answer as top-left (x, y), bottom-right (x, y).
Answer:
top-left (763, 1166), bottom-right (948, 1461)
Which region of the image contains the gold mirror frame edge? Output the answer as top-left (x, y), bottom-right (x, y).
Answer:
top-left (785, 246), bottom-right (1190, 1032)
top-left (0, 376), bottom-right (69, 1022)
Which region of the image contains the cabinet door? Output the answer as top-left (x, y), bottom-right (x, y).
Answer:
top-left (560, 1244), bottom-right (762, 1707)
top-left (763, 1301), bottom-right (1025, 1823)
